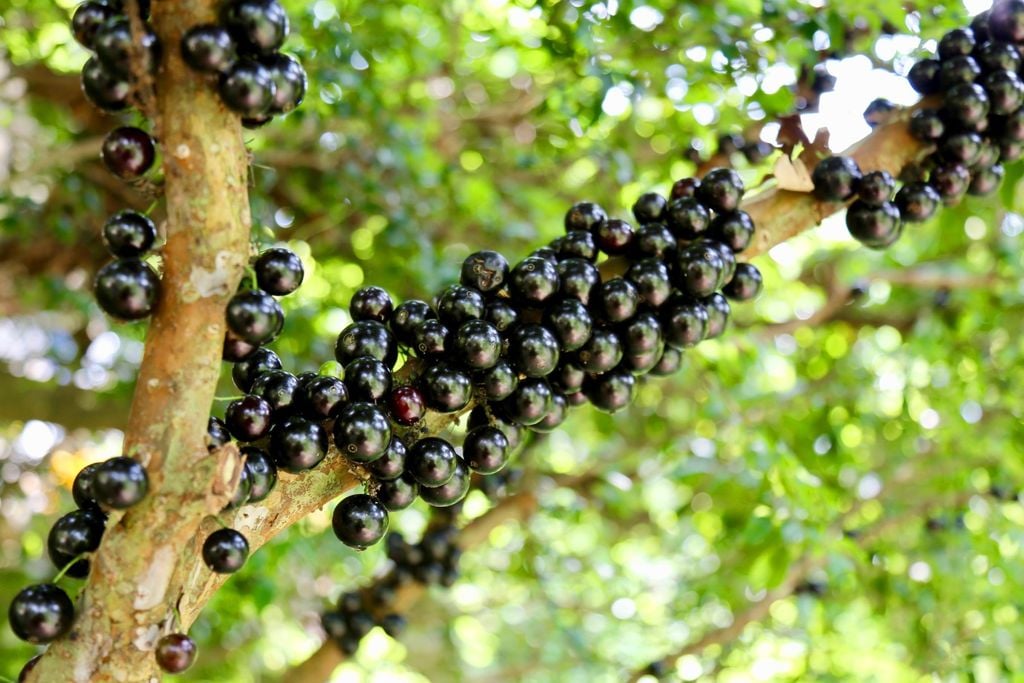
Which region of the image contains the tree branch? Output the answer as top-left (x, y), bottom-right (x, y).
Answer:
top-left (29, 0), bottom-right (253, 679)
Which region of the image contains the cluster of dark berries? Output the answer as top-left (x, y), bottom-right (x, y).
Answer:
top-left (72, 0), bottom-right (159, 113)
top-left (322, 524), bottom-right (461, 656)
top-left (7, 455), bottom-right (148, 663)
top-left (94, 210), bottom-right (161, 320)
top-left (223, 246), bottom-right (303, 359)
top-left (811, 156), bottom-right (908, 249)
top-left (180, 0), bottom-right (306, 127)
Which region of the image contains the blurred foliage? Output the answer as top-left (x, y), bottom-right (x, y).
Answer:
top-left (4, 0), bottom-right (1024, 681)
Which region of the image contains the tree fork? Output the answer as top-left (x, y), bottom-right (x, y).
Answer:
top-left (30, 0), bottom-right (252, 679)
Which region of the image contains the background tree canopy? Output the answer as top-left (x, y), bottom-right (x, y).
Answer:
top-left (3, 0), bottom-right (1024, 680)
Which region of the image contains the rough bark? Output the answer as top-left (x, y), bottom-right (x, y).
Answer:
top-left (29, 0), bottom-right (252, 679)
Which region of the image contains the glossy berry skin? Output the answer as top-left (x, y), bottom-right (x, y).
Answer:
top-left (250, 369), bottom-right (299, 414)
top-left (298, 375), bottom-right (348, 420)
top-left (468, 406), bottom-right (523, 450)
top-left (388, 385), bottom-right (426, 426)
top-left (225, 395), bottom-right (273, 442)
top-left (554, 231), bottom-right (597, 262)
top-left (269, 416), bottom-right (328, 473)
top-left (8, 584), bottom-right (74, 644)
top-left (945, 83), bottom-right (991, 129)
top-left (463, 426), bottom-right (510, 474)
top-left (533, 392), bottom-right (569, 432)
top-left (333, 494), bottom-right (389, 549)
top-left (969, 164), bottom-right (1005, 196)
top-left (696, 168), bottom-right (744, 213)
top-left (631, 192), bottom-right (668, 224)
top-left (102, 126), bottom-right (156, 180)
top-left (412, 318), bottom-right (449, 357)
top-left (594, 278), bottom-right (640, 324)
top-left (708, 210), bottom-right (755, 253)
top-left (941, 132), bottom-right (984, 165)
top-left (846, 201), bottom-right (902, 249)
top-left (544, 299), bottom-right (593, 352)
top-left (673, 242), bottom-right (724, 299)
top-left (908, 59), bottom-right (941, 95)
top-left (708, 241), bottom-right (736, 285)
top-left (349, 286), bottom-right (393, 323)
top-left (508, 325), bottom-right (560, 377)
top-left (665, 197), bottom-right (711, 239)
top-left (990, 1), bottom-right (1024, 43)
top-left (182, 24), bottom-right (237, 74)
top-left (377, 475), bottom-right (419, 511)
top-left (262, 53), bottom-right (306, 114)
top-left (476, 360), bottom-right (519, 401)
top-left (626, 259), bottom-right (672, 309)
top-left (460, 250), bottom-right (510, 293)
top-left (584, 370), bottom-right (636, 413)
top-left (406, 437), bottom-right (458, 487)
top-left (857, 171), bottom-right (896, 206)
top-left (622, 312), bottom-right (663, 356)
top-left (95, 19), bottom-right (161, 76)
top-left (254, 247), bottom-right (303, 295)
top-left (704, 293), bottom-right (731, 339)
top-left (938, 27), bottom-right (976, 59)
top-left (219, 59), bottom-right (276, 117)
top-left (436, 285), bottom-right (485, 328)
top-left (909, 109), bottom-right (944, 143)
top-left (155, 633), bottom-right (198, 674)
top-left (557, 258), bottom-right (600, 305)
top-left (564, 201), bottom-right (608, 232)
top-left (661, 299), bottom-right (709, 349)
top-left (335, 320), bottom-right (397, 367)
top-left (551, 361), bottom-right (586, 394)
top-left (94, 456), bottom-right (149, 509)
top-left (530, 246), bottom-right (559, 265)
top-left (976, 41), bottom-right (1021, 73)
top-left (930, 164), bottom-right (971, 205)
top-left (47, 508), bottom-right (105, 579)
top-left (651, 347), bottom-right (683, 377)
top-left (499, 377), bottom-right (554, 426)
top-left (670, 177), bottom-right (700, 199)
top-left (72, 2), bottom-right (115, 49)
top-left (576, 328), bottom-right (623, 373)
top-left (73, 462), bottom-right (103, 510)
top-left (224, 463), bottom-right (252, 510)
top-left (419, 362), bottom-right (473, 413)
top-left (894, 182), bottom-right (941, 223)
top-left (593, 218), bottom-right (634, 255)
top-left (103, 211), bottom-right (157, 258)
top-left (222, 0), bottom-right (289, 55)
top-left (82, 57), bottom-right (131, 112)
top-left (226, 290), bottom-right (283, 346)
top-left (983, 70), bottom-right (1024, 115)
top-left (202, 528), bottom-right (249, 574)
top-left (231, 347), bottom-right (282, 393)
top-left (453, 320), bottom-right (502, 370)
top-left (509, 257), bottom-right (560, 308)
top-left (95, 259), bottom-right (160, 321)
top-left (812, 156), bottom-right (862, 202)
top-left (940, 56), bottom-right (982, 89)
top-left (631, 223), bottom-right (676, 260)
top-left (368, 438), bottom-right (407, 481)
top-left (344, 357), bottom-right (392, 403)
top-left (333, 402), bottom-right (391, 463)
top-left (863, 97), bottom-right (896, 127)
top-left (241, 447), bottom-right (277, 502)
top-left (420, 458), bottom-right (471, 507)
top-left (723, 263), bottom-right (763, 301)
top-left (390, 300), bottom-right (435, 346)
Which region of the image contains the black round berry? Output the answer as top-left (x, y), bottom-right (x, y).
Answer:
top-left (908, 59), bottom-right (941, 95)
top-left (225, 395), bottom-right (273, 442)
top-left (102, 211), bottom-right (157, 258)
top-left (72, 462), bottom-right (103, 510)
top-left (222, 0), bottom-right (289, 55)
top-left (666, 197), bottom-right (711, 240)
top-left (976, 40), bottom-right (1021, 73)
top-left (368, 437), bottom-right (407, 481)
top-left (593, 218), bottom-right (635, 255)
top-left (630, 223), bottom-right (677, 260)
top-left (990, 1), bottom-right (1024, 43)
top-left (543, 299), bottom-right (593, 352)
top-left (419, 362), bottom-right (473, 413)
top-left (436, 284), bottom-right (485, 328)
top-left (499, 377), bottom-right (553, 425)
top-left (254, 247), bottom-right (304, 296)
top-left (8, 584), bottom-right (74, 644)
top-left (269, 416), bottom-right (328, 473)
top-left (576, 327), bottom-right (623, 373)
top-left (939, 55), bottom-right (982, 88)
top-left (651, 347), bottom-right (684, 376)
top-left (507, 324), bottom-right (561, 377)
top-left (722, 263), bottom-right (763, 301)
top-left (463, 426), bottom-right (510, 474)
top-left (102, 126), bottom-right (156, 180)
top-left (564, 201), bottom-right (608, 232)
top-left (411, 318), bottom-right (449, 357)
top-left (453, 320), bottom-right (502, 370)
top-left (532, 391), bottom-right (569, 432)
top-left (219, 59), bottom-right (276, 117)
top-left (484, 299), bottom-right (519, 334)
top-left (335, 320), bottom-right (397, 367)
top-left (202, 528), bottom-right (249, 574)
top-left (95, 259), bottom-right (160, 320)
top-left (226, 290), bottom-right (283, 346)
top-left (406, 437), bottom-right (457, 487)
top-left (333, 494), bottom-right (389, 549)
top-left (593, 278), bottom-right (640, 324)
top-left (349, 286), bottom-right (393, 323)
top-left (553, 231), bottom-right (598, 262)
top-left (909, 109), bottom-right (945, 143)
top-left (377, 475), bottom-right (419, 511)
top-left (696, 168), bottom-right (744, 213)
top-left (419, 458), bottom-right (471, 507)
top-left (344, 357), bottom-right (393, 403)
top-left (298, 376), bottom-right (349, 420)
top-left (476, 360), bottom-right (519, 401)
top-left (468, 406), bottom-right (524, 450)
top-left (812, 156), bottom-right (862, 202)
top-left (708, 210), bottom-right (755, 253)
top-left (47, 509), bottom-right (105, 579)
top-left (231, 347), bottom-right (282, 392)
top-left (388, 385), bottom-right (426, 426)
top-left (390, 299), bottom-right (435, 346)
top-left (944, 83), bottom-right (991, 128)
top-left (509, 257), bottom-right (560, 308)
top-left (661, 299), bottom-right (709, 349)
top-left (95, 19), bottom-right (161, 76)
top-left (551, 361), bottom-right (586, 394)
top-left (262, 52), bottom-right (306, 114)
top-left (894, 182), bottom-right (941, 223)
top-left (983, 69), bottom-right (1024, 115)
top-left (182, 24), bottom-right (237, 74)
top-left (584, 370), bottom-right (636, 413)
top-left (625, 259), bottom-right (672, 309)
top-left (93, 456), bottom-right (149, 509)
top-left (224, 462), bottom-right (252, 510)
top-left (632, 192), bottom-right (668, 224)
top-left (704, 292), bottom-right (731, 339)
top-left (670, 177), bottom-right (700, 199)
top-left (250, 369), bottom-right (300, 414)
top-left (941, 131), bottom-right (984, 165)
top-left (155, 633), bottom-right (198, 674)
top-left (673, 242), bottom-right (725, 299)
top-left (622, 312), bottom-right (663, 357)
top-left (969, 164), bottom-right (1005, 195)
top-left (845, 199), bottom-right (903, 249)
top-left (72, 2), bottom-right (115, 49)
top-left (857, 171), bottom-right (896, 206)
top-left (241, 447), bottom-right (277, 502)
top-left (930, 164), bottom-right (971, 205)
top-left (938, 27), bottom-right (976, 60)
top-left (333, 402), bottom-right (392, 463)
top-left (82, 57), bottom-right (131, 112)
top-left (557, 258), bottom-right (600, 305)
top-left (460, 250), bottom-right (510, 293)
